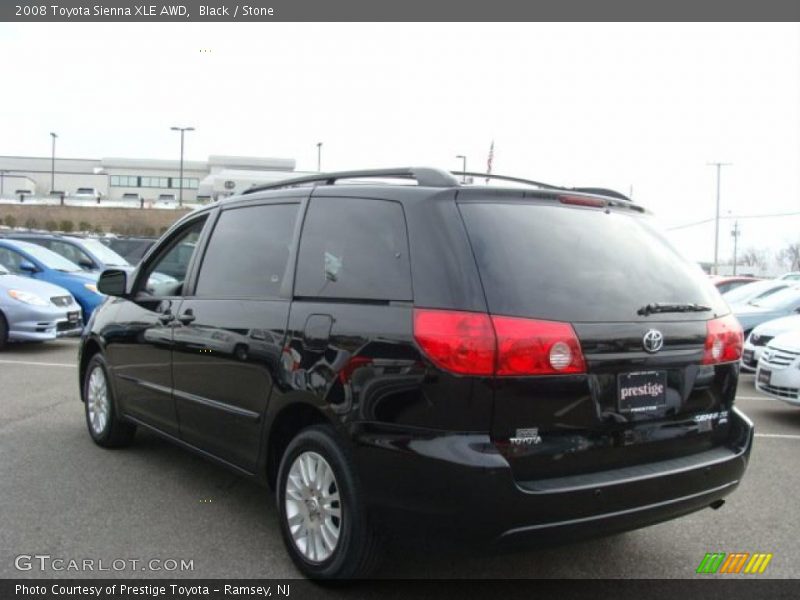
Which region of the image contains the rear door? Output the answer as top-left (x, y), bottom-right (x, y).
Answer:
top-left (171, 197), bottom-right (302, 471)
top-left (457, 198), bottom-right (735, 481)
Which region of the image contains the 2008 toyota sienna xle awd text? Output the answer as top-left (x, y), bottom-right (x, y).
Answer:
top-left (78, 168), bottom-right (753, 579)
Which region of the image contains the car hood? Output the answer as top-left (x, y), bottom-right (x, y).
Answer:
top-left (751, 314), bottom-right (800, 337)
top-left (767, 330), bottom-right (800, 353)
top-left (0, 273), bottom-right (72, 298)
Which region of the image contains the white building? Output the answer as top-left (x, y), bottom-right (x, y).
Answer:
top-left (0, 154), bottom-right (301, 203)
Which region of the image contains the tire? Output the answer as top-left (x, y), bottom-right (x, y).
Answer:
top-left (0, 312), bottom-right (8, 350)
top-left (276, 424), bottom-right (382, 579)
top-left (82, 353), bottom-right (136, 448)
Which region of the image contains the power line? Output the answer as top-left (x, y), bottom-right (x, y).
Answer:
top-left (666, 210), bottom-right (800, 231)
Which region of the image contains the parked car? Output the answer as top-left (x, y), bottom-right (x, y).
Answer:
top-left (121, 193), bottom-right (142, 202)
top-left (98, 237), bottom-right (156, 265)
top-left (733, 284), bottom-right (800, 337)
top-left (711, 275), bottom-right (760, 294)
top-left (1, 233), bottom-right (131, 273)
top-left (79, 167), bottom-right (752, 579)
top-left (755, 330), bottom-right (800, 405)
top-left (0, 262), bottom-right (81, 349)
top-left (741, 314), bottom-right (800, 371)
top-left (0, 239), bottom-right (103, 321)
top-left (779, 272), bottom-right (800, 281)
top-left (722, 278), bottom-right (792, 308)
top-left (72, 187), bottom-right (103, 200)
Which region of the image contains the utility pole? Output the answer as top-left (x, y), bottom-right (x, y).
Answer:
top-left (456, 155), bottom-right (467, 183)
top-left (317, 142), bottom-right (323, 172)
top-left (0, 170), bottom-right (7, 196)
top-left (731, 220), bottom-right (740, 276)
top-left (49, 132), bottom-right (58, 193)
top-left (170, 126), bottom-right (194, 207)
top-left (708, 162), bottom-right (732, 275)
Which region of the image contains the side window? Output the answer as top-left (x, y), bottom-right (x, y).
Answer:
top-left (139, 217), bottom-right (207, 296)
top-left (48, 241), bottom-right (91, 267)
top-left (195, 203), bottom-right (299, 298)
top-left (295, 197), bottom-right (412, 301)
top-left (0, 248), bottom-right (24, 272)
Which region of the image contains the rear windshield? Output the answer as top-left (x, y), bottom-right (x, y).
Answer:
top-left (458, 201), bottom-right (727, 322)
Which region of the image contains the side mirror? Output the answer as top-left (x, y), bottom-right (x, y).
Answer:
top-left (97, 269), bottom-right (127, 297)
top-left (19, 260), bottom-right (37, 273)
top-left (78, 259), bottom-right (96, 270)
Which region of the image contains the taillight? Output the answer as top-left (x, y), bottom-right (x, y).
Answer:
top-left (413, 309), bottom-right (496, 375)
top-left (492, 316), bottom-right (586, 375)
top-left (413, 309), bottom-right (586, 376)
top-left (702, 314), bottom-right (743, 364)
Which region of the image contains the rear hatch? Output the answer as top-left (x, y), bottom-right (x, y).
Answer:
top-left (457, 196), bottom-right (739, 482)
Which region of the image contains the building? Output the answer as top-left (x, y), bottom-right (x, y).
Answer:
top-left (0, 154), bottom-right (300, 204)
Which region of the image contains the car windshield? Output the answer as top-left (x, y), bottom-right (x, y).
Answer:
top-left (723, 280), bottom-right (788, 304)
top-left (16, 242), bottom-right (82, 272)
top-left (749, 286), bottom-right (800, 309)
top-left (0, 263), bottom-right (9, 275)
top-left (75, 238), bottom-right (130, 267)
top-left (76, 188), bottom-right (94, 194)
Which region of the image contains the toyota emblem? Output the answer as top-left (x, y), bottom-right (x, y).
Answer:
top-left (643, 329), bottom-right (664, 353)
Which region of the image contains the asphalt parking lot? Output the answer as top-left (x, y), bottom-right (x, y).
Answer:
top-left (1, 339), bottom-right (798, 579)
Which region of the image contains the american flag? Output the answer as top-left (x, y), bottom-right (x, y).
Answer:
top-left (485, 140), bottom-right (494, 184)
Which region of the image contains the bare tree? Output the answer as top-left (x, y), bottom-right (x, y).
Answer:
top-left (740, 247), bottom-right (768, 272)
top-left (777, 242), bottom-right (800, 271)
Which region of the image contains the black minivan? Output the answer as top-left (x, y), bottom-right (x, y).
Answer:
top-left (79, 168), bottom-right (753, 579)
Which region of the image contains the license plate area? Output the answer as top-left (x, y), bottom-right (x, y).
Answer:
top-left (758, 369), bottom-right (771, 386)
top-left (67, 311), bottom-right (79, 324)
top-left (618, 370), bottom-right (667, 413)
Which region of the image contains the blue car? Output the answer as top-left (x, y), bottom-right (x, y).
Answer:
top-left (0, 239), bottom-right (104, 321)
top-left (734, 284), bottom-right (800, 335)
top-left (1, 233), bottom-right (131, 273)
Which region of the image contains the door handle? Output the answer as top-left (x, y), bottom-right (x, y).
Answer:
top-left (158, 312), bottom-right (175, 324)
top-left (178, 309), bottom-right (196, 325)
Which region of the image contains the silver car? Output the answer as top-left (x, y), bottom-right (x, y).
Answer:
top-left (0, 262), bottom-right (82, 348)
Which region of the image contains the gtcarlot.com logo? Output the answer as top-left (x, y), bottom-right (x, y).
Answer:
top-left (696, 552), bottom-right (773, 575)
top-left (14, 554), bottom-right (194, 572)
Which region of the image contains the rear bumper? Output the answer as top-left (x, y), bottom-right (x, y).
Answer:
top-left (354, 407), bottom-right (753, 542)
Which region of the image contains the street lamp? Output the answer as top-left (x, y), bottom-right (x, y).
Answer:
top-left (50, 132), bottom-right (57, 193)
top-left (455, 155), bottom-right (467, 183)
top-left (317, 142), bottom-right (323, 172)
top-left (171, 126), bottom-right (195, 207)
top-left (708, 162), bottom-right (732, 275)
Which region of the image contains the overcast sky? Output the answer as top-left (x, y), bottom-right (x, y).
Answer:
top-left (1, 22), bottom-right (798, 263)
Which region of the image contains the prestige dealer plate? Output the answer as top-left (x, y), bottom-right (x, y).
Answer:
top-left (618, 370), bottom-right (667, 413)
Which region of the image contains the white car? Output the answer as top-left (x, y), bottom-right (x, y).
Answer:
top-left (755, 331), bottom-right (800, 405)
top-left (72, 187), bottom-right (103, 200)
top-left (741, 314), bottom-right (800, 372)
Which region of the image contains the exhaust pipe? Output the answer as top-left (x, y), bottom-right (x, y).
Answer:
top-left (709, 499), bottom-right (725, 510)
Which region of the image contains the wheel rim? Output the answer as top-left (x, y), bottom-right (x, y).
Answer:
top-left (86, 366), bottom-right (110, 435)
top-left (284, 451), bottom-right (342, 563)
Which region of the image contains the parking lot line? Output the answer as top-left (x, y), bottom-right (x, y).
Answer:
top-left (0, 359), bottom-right (75, 368)
top-left (754, 433), bottom-right (800, 440)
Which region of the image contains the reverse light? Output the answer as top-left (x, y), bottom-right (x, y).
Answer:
top-left (413, 309), bottom-right (586, 376)
top-left (8, 289), bottom-right (49, 306)
top-left (702, 314), bottom-right (743, 365)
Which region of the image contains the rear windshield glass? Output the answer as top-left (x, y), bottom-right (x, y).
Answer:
top-left (458, 202), bottom-right (727, 322)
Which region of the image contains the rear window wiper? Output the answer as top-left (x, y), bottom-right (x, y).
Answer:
top-left (637, 302), bottom-right (712, 316)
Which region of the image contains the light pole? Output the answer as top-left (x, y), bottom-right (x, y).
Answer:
top-left (0, 170), bottom-right (7, 197)
top-left (317, 142), bottom-right (323, 172)
top-left (171, 126), bottom-right (195, 207)
top-left (708, 162), bottom-right (732, 275)
top-left (456, 155), bottom-right (467, 183)
top-left (49, 132), bottom-right (57, 193)
top-left (731, 220), bottom-right (740, 276)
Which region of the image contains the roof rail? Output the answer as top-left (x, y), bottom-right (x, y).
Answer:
top-left (243, 167), bottom-right (459, 194)
top-left (451, 171), bottom-right (563, 190)
top-left (570, 187), bottom-right (631, 201)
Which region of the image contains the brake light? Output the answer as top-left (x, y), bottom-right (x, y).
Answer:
top-left (702, 314), bottom-right (743, 364)
top-left (558, 194), bottom-right (606, 208)
top-left (413, 309), bottom-right (586, 376)
top-left (492, 316), bottom-right (586, 375)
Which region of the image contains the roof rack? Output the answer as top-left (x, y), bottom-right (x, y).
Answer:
top-left (453, 172), bottom-right (631, 201)
top-left (243, 167), bottom-right (459, 194)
